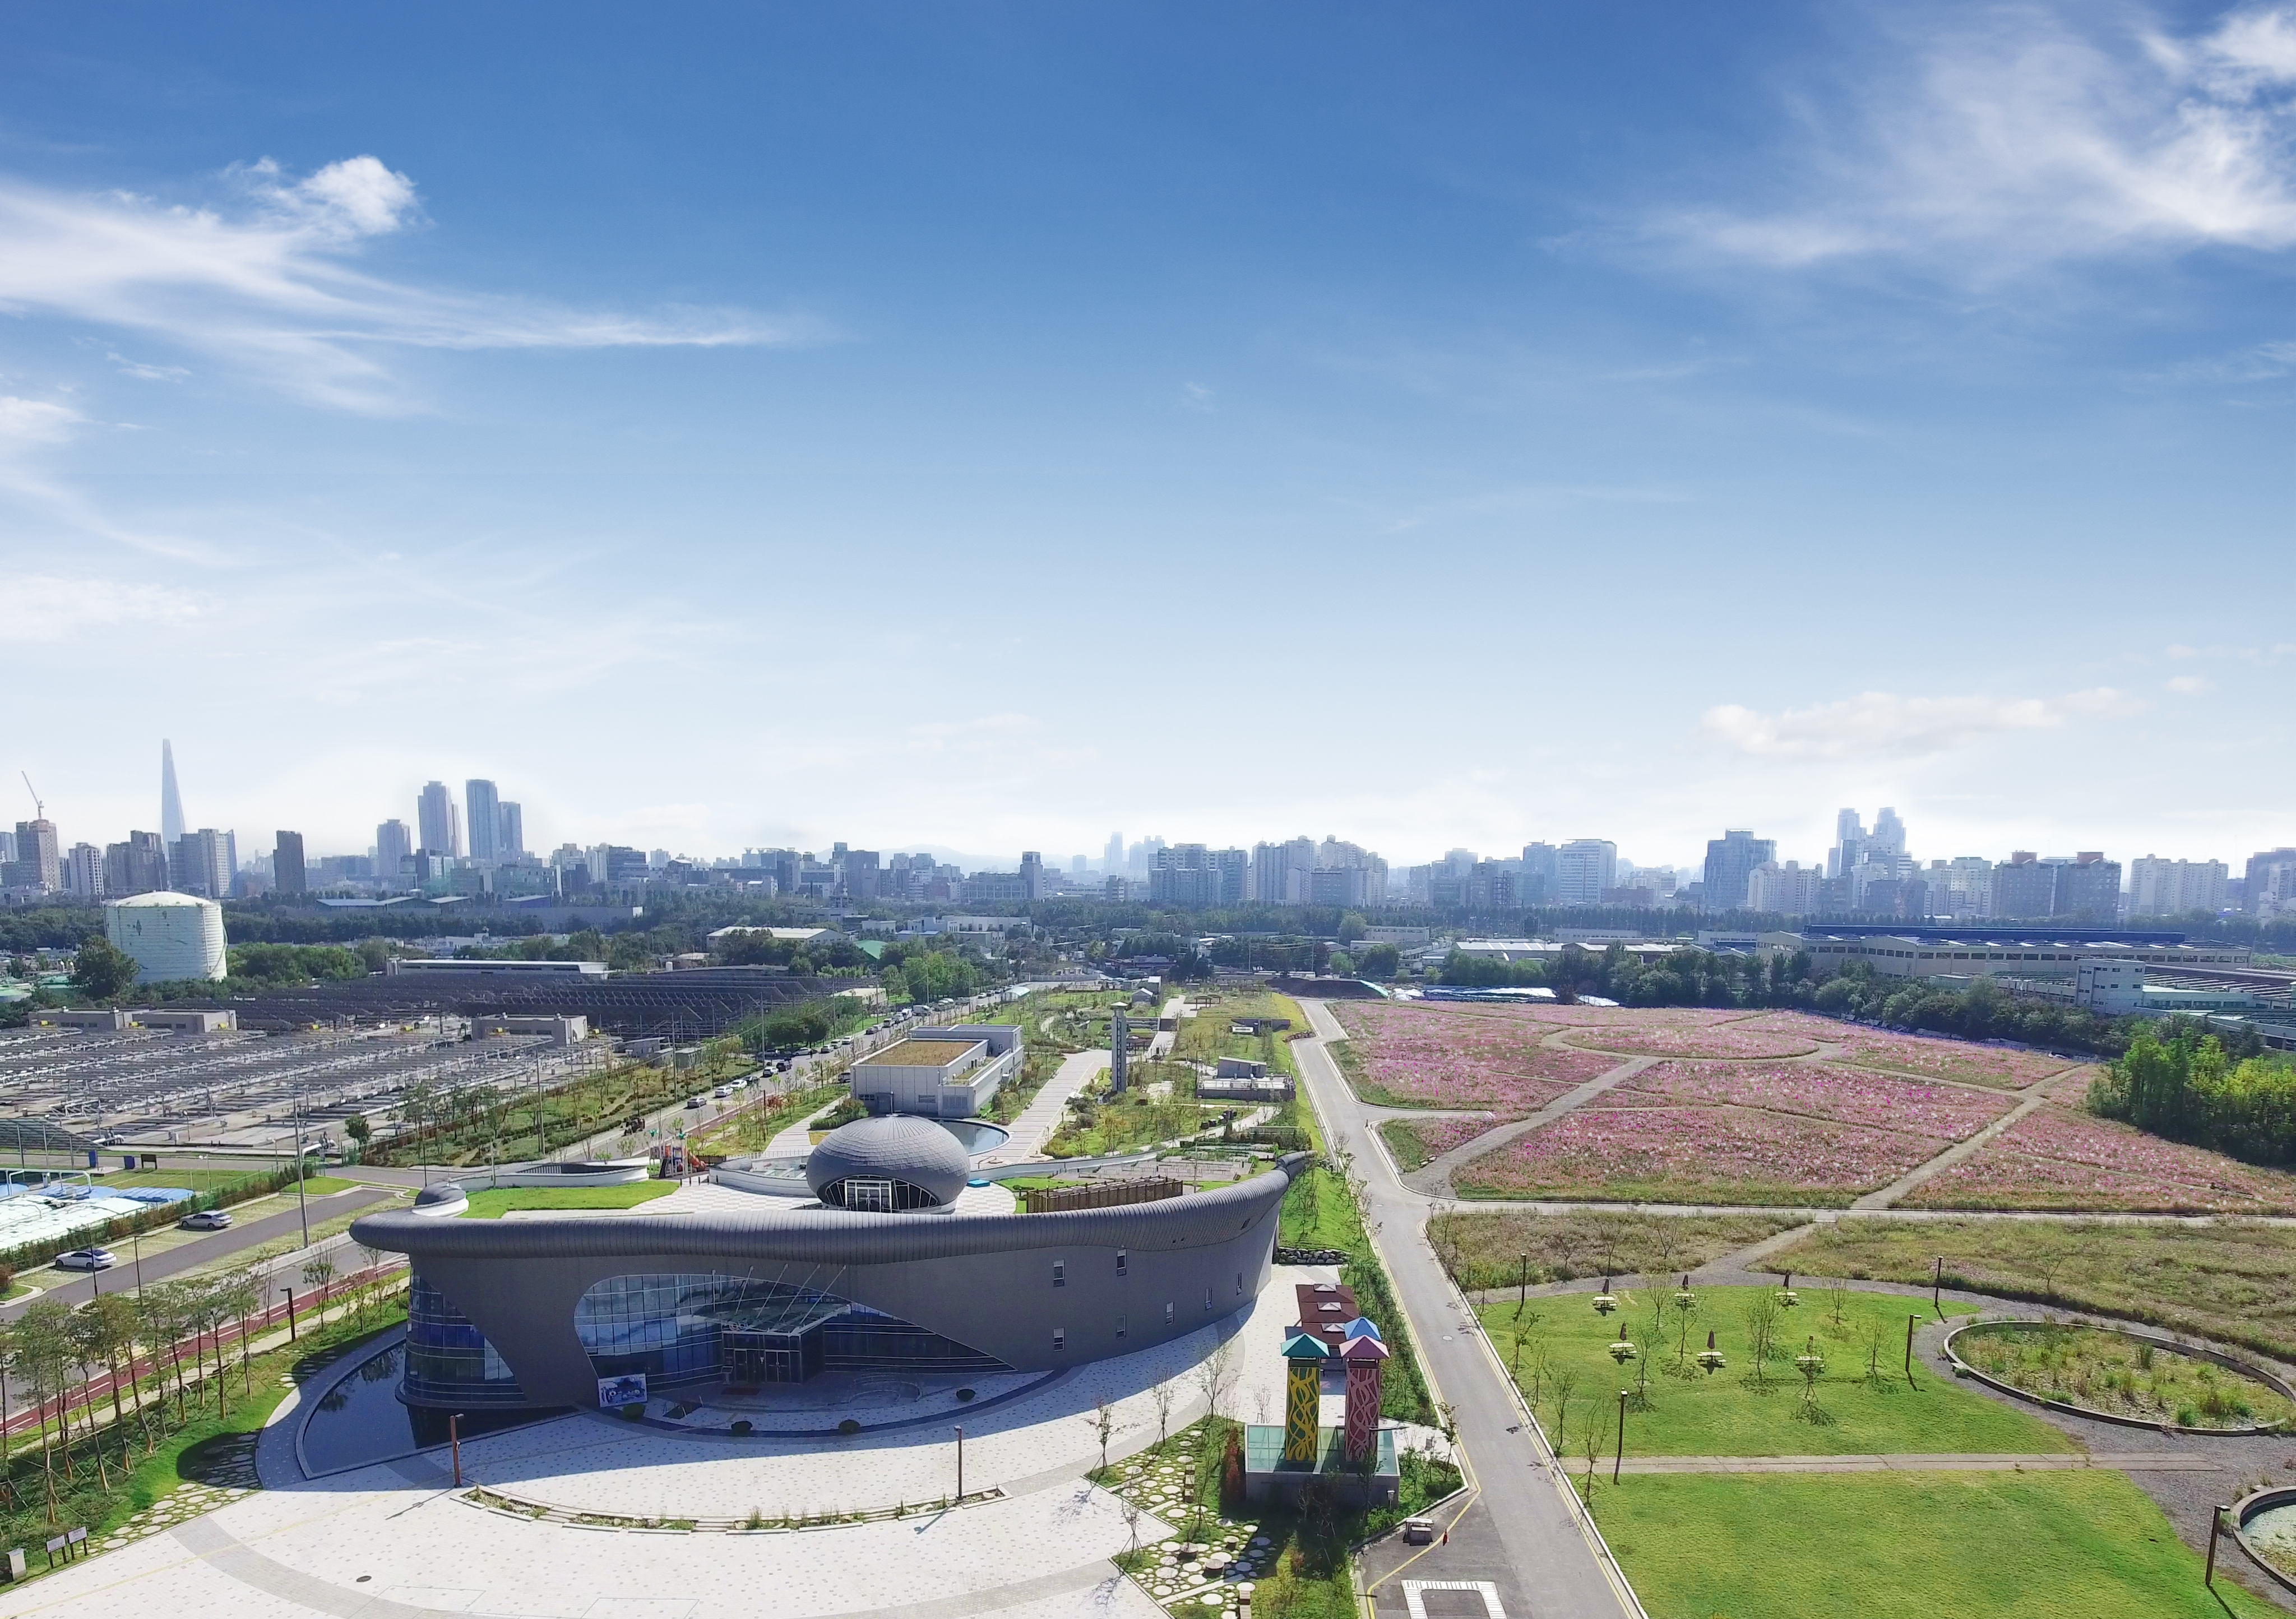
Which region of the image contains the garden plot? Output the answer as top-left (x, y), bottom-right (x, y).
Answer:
top-left (1607, 1061), bottom-right (2017, 1140)
top-left (1330, 1001), bottom-right (1614, 1111)
top-left (1378, 1113), bottom-right (1516, 1170)
top-left (1736, 1011), bottom-right (2073, 1088)
top-left (1900, 1106), bottom-right (2296, 1214)
top-left (1558, 1024), bottom-right (1818, 1060)
top-left (1453, 1104), bottom-right (1950, 1206)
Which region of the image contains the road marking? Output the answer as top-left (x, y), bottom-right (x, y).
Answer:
top-left (1403, 1580), bottom-right (1506, 1618)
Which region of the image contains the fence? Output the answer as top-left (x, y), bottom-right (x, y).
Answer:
top-left (0, 1159), bottom-right (325, 1282)
top-left (1020, 1176), bottom-right (1182, 1214)
top-left (0, 1256), bottom-right (408, 1444)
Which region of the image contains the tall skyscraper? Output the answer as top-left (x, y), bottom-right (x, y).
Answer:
top-left (168, 828), bottom-right (231, 899)
top-left (275, 831), bottom-right (307, 896)
top-left (465, 779), bottom-right (501, 864)
top-left (376, 819), bottom-right (413, 886)
top-left (104, 832), bottom-right (168, 898)
top-left (160, 739), bottom-right (185, 846)
top-left (418, 782), bottom-right (455, 855)
top-left (1870, 807), bottom-right (1908, 862)
top-left (1702, 830), bottom-right (1777, 912)
top-left (1104, 831), bottom-right (1123, 869)
top-left (1827, 810), bottom-right (1866, 879)
top-left (1556, 839), bottom-right (1618, 905)
top-left (63, 843), bottom-right (104, 899)
top-left (498, 801), bottom-right (525, 860)
top-left (10, 820), bottom-right (60, 891)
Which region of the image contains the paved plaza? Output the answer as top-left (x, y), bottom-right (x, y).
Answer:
top-left (0, 1267), bottom-right (1377, 1619)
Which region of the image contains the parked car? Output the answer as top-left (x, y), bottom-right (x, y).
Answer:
top-left (55, 1247), bottom-right (116, 1271)
top-left (178, 1209), bottom-right (233, 1231)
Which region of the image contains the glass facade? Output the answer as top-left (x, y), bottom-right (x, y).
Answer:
top-left (405, 1273), bottom-right (526, 1406)
top-left (576, 1273), bottom-right (1007, 1387)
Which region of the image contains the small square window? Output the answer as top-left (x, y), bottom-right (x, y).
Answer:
top-left (1053, 1260), bottom-right (1066, 1288)
top-left (1054, 1328), bottom-right (1066, 1352)
top-left (1117, 1250), bottom-right (1128, 1275)
top-left (1117, 1313), bottom-right (1127, 1339)
top-left (1165, 1302), bottom-right (1175, 1325)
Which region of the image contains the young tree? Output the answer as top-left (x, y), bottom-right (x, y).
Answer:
top-left (1548, 1363), bottom-right (1579, 1447)
top-left (64, 1307), bottom-right (113, 1491)
top-left (13, 1302), bottom-right (74, 1518)
top-left (1150, 1380), bottom-right (1175, 1448)
top-left (1090, 1399), bottom-right (1117, 1473)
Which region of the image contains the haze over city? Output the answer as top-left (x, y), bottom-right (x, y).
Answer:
top-left (5, 3), bottom-right (2294, 868)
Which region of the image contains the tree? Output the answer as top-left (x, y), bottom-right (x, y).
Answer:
top-left (71, 934), bottom-right (138, 1001)
top-left (13, 1301), bottom-right (75, 1518)
top-left (1090, 1399), bottom-right (1117, 1473)
top-left (344, 1114), bottom-right (372, 1148)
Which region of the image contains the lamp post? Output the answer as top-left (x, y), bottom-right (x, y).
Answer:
top-left (1614, 1389), bottom-right (1627, 1483)
top-left (953, 1425), bottom-right (964, 1503)
top-left (451, 1413), bottom-right (464, 1487)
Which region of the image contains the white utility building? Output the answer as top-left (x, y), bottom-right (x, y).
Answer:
top-left (104, 890), bottom-right (228, 982)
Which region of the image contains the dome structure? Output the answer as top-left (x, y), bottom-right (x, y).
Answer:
top-left (105, 891), bottom-right (226, 983)
top-left (805, 1114), bottom-right (970, 1212)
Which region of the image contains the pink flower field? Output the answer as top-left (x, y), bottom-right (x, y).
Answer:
top-left (1609, 1061), bottom-right (2016, 1139)
top-left (1558, 1024), bottom-right (1818, 1060)
top-left (1736, 1011), bottom-right (2074, 1088)
top-left (1901, 1107), bottom-right (2296, 1213)
top-left (1452, 1104), bottom-right (1948, 1206)
top-left (1381, 1113), bottom-right (1517, 1167)
top-left (1457, 1003), bottom-right (1753, 1028)
top-left (1332, 1002), bottom-right (1614, 1111)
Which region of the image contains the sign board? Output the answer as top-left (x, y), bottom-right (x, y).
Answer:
top-left (660, 1143), bottom-right (688, 1178)
top-left (597, 1373), bottom-right (648, 1409)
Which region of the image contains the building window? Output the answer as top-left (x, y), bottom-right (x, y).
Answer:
top-left (1117, 1250), bottom-right (1128, 1276)
top-left (1117, 1313), bottom-right (1127, 1339)
top-left (1165, 1302), bottom-right (1175, 1325)
top-left (1053, 1260), bottom-right (1066, 1288)
top-left (1203, 1287), bottom-right (1212, 1312)
top-left (1235, 1271), bottom-right (1243, 1296)
top-left (1054, 1328), bottom-right (1066, 1352)
top-left (843, 1178), bottom-right (894, 1213)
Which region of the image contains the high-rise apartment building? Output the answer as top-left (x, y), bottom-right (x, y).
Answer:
top-left (103, 832), bottom-right (169, 898)
top-left (169, 828), bottom-right (232, 900)
top-left (1992, 851), bottom-right (2121, 920)
top-left (1020, 851), bottom-right (1044, 902)
top-left (64, 843), bottom-right (104, 899)
top-left (274, 831), bottom-right (307, 896)
top-left (1870, 808), bottom-right (1907, 863)
top-left (417, 783), bottom-right (456, 856)
top-left (498, 801), bottom-right (525, 860)
top-left (376, 820), bottom-right (413, 886)
top-left (465, 779), bottom-right (502, 865)
top-left (8, 819), bottom-right (59, 892)
top-left (1827, 810), bottom-right (1866, 879)
top-left (1702, 829), bottom-right (1777, 912)
top-left (1520, 842), bottom-right (1559, 905)
top-left (1249, 837), bottom-right (1316, 904)
top-left (2126, 857), bottom-right (2227, 918)
top-left (1746, 859), bottom-right (1823, 914)
top-left (2245, 849), bottom-right (2296, 918)
top-left (1556, 839), bottom-right (1618, 905)
top-left (1104, 832), bottom-right (1123, 869)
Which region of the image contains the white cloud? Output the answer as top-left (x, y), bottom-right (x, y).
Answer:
top-left (0, 575), bottom-right (202, 642)
top-left (0, 156), bottom-right (807, 410)
top-left (1181, 382), bottom-right (1216, 412)
top-left (2166, 674), bottom-right (2214, 692)
top-left (1701, 687), bottom-right (2136, 760)
top-left (0, 395), bottom-right (84, 449)
top-left (1659, 4), bottom-right (2296, 275)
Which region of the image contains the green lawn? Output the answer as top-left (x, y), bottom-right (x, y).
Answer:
top-left (460, 1182), bottom-right (677, 1218)
top-left (1602, 1472), bottom-right (2280, 1619)
top-left (279, 1174), bottom-right (361, 1196)
top-left (1481, 1284), bottom-right (2071, 1457)
top-left (1280, 1164), bottom-right (1367, 1253)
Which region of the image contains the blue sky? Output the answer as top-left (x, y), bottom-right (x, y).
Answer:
top-left (3, 3), bottom-right (2293, 876)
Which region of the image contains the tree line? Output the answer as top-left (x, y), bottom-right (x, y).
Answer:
top-left (2089, 1026), bottom-right (2296, 1169)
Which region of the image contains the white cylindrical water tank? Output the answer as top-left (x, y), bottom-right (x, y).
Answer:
top-left (105, 891), bottom-right (228, 983)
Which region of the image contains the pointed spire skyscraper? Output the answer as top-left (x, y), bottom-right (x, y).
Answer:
top-left (160, 739), bottom-right (186, 847)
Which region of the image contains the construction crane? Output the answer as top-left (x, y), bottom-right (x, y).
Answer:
top-left (20, 772), bottom-right (40, 821)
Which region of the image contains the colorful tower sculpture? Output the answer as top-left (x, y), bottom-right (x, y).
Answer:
top-left (1280, 1331), bottom-right (1328, 1463)
top-left (1339, 1318), bottom-right (1389, 1463)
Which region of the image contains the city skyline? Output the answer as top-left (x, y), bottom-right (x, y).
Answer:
top-left (1, 5), bottom-right (2292, 870)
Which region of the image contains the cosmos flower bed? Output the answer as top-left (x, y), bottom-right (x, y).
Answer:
top-left (1557, 1024), bottom-right (1818, 1060)
top-left (1452, 1104), bottom-right (1949, 1206)
top-left (1331, 1002), bottom-right (1614, 1111)
top-left (1736, 1011), bottom-right (2072, 1088)
top-left (1381, 1112), bottom-right (1519, 1168)
top-left (1461, 1003), bottom-right (1755, 1028)
top-left (1901, 1107), bottom-right (2296, 1213)
top-left (1608, 1061), bottom-right (2017, 1140)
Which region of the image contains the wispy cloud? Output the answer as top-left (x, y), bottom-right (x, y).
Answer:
top-left (1702, 687), bottom-right (2137, 760)
top-left (2166, 674), bottom-right (2214, 692)
top-left (0, 574), bottom-right (203, 642)
top-left (1655, 4), bottom-right (2296, 276)
top-left (0, 156), bottom-right (811, 410)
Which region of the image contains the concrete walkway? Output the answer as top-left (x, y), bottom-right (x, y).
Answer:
top-left (1402, 1054), bottom-right (1659, 1196)
top-left (1849, 1088), bottom-right (2052, 1210)
top-left (1292, 999), bottom-right (1641, 1619)
top-left (978, 1048), bottom-right (1108, 1166)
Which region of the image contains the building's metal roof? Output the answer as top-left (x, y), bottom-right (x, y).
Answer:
top-left (0, 1117), bottom-right (101, 1153)
top-left (355, 1153), bottom-right (1309, 1265)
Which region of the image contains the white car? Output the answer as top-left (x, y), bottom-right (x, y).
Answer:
top-left (55, 1247), bottom-right (116, 1271)
top-left (179, 1209), bottom-right (233, 1231)
top-left (712, 1084), bottom-right (733, 1099)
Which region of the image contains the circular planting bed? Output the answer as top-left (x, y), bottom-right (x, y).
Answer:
top-left (1943, 1319), bottom-right (2296, 1435)
top-left (2233, 1485), bottom-right (2296, 1596)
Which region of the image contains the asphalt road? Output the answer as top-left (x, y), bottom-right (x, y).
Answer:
top-left (1, 1183), bottom-right (400, 1318)
top-left (1292, 999), bottom-right (1640, 1619)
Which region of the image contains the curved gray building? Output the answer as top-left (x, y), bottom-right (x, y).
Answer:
top-left (353, 1127), bottom-right (1307, 1412)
